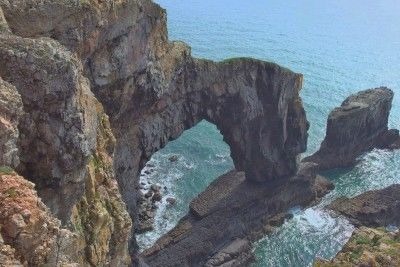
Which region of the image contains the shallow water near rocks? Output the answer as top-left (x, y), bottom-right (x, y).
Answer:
top-left (137, 0), bottom-right (400, 265)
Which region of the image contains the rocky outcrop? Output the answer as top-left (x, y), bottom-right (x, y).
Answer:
top-left (0, 111), bottom-right (132, 267)
top-left (0, 170), bottom-right (80, 266)
top-left (70, 110), bottom-right (132, 267)
top-left (315, 185), bottom-right (400, 267)
top-left (0, 31), bottom-right (99, 223)
top-left (0, 5), bottom-right (132, 265)
top-left (304, 87), bottom-right (400, 170)
top-left (315, 227), bottom-right (400, 267)
top-left (141, 163), bottom-right (333, 267)
top-left (328, 184), bottom-right (400, 228)
top-left (0, 78), bottom-right (23, 168)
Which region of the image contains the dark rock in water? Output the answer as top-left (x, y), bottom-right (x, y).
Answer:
top-left (303, 87), bottom-right (400, 170)
top-left (144, 191), bottom-right (153, 199)
top-left (168, 155), bottom-right (179, 162)
top-left (328, 184), bottom-right (400, 227)
top-left (152, 192), bottom-right (162, 202)
top-left (140, 166), bottom-right (333, 267)
top-left (151, 184), bottom-right (161, 192)
top-left (166, 197), bottom-right (176, 205)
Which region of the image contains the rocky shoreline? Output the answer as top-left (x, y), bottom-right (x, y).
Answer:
top-left (316, 185), bottom-right (400, 266)
top-left (0, 0), bottom-right (399, 266)
top-left (141, 164), bottom-right (333, 266)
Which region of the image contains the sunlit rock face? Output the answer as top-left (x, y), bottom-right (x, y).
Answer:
top-left (304, 87), bottom-right (400, 169)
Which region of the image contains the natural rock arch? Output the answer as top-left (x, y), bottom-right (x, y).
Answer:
top-left (110, 56), bottom-right (308, 224)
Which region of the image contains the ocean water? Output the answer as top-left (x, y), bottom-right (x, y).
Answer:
top-left (137, 0), bottom-right (400, 266)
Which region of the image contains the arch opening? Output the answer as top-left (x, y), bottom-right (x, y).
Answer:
top-left (135, 120), bottom-right (233, 250)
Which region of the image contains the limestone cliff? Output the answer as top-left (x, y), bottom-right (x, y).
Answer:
top-left (0, 0), bottom-right (315, 265)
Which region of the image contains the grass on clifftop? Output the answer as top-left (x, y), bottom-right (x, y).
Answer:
top-left (315, 227), bottom-right (400, 267)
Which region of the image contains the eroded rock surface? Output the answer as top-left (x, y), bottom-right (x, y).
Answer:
top-left (304, 87), bottom-right (399, 170)
top-left (141, 164), bottom-right (333, 267)
top-left (0, 170), bottom-right (80, 266)
top-left (0, 78), bottom-right (23, 168)
top-left (0, 32), bottom-right (98, 223)
top-left (0, 1), bottom-right (309, 244)
top-left (328, 184), bottom-right (400, 228)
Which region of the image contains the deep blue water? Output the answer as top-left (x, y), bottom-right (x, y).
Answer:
top-left (137, 1), bottom-right (400, 266)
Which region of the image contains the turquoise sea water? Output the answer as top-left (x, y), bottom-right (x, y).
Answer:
top-left (137, 1), bottom-right (400, 266)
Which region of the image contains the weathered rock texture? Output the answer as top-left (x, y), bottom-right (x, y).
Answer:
top-left (141, 163), bottom-right (333, 267)
top-left (0, 78), bottom-right (23, 168)
top-left (328, 184), bottom-right (400, 228)
top-left (0, 170), bottom-right (80, 266)
top-left (0, 32), bottom-right (98, 223)
top-left (304, 87), bottom-right (400, 170)
top-left (0, 3), bottom-right (132, 265)
top-left (0, 112), bottom-right (132, 266)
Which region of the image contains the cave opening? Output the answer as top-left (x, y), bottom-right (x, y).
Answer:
top-left (135, 120), bottom-right (234, 250)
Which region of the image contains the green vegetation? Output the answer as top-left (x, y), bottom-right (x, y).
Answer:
top-left (315, 227), bottom-right (400, 266)
top-left (0, 166), bottom-right (14, 175)
top-left (220, 57), bottom-right (255, 64)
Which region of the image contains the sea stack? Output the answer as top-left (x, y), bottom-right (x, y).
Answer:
top-left (304, 87), bottom-right (400, 170)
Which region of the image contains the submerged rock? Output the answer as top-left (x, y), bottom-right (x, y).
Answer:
top-left (166, 197), bottom-right (176, 205)
top-left (168, 155), bottom-right (179, 162)
top-left (304, 87), bottom-right (400, 170)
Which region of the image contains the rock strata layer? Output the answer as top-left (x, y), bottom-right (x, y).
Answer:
top-left (304, 87), bottom-right (400, 169)
top-left (141, 163), bottom-right (333, 267)
top-left (328, 184), bottom-right (400, 228)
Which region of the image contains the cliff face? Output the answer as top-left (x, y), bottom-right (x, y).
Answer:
top-left (0, 0), bottom-right (312, 265)
top-left (304, 87), bottom-right (399, 169)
